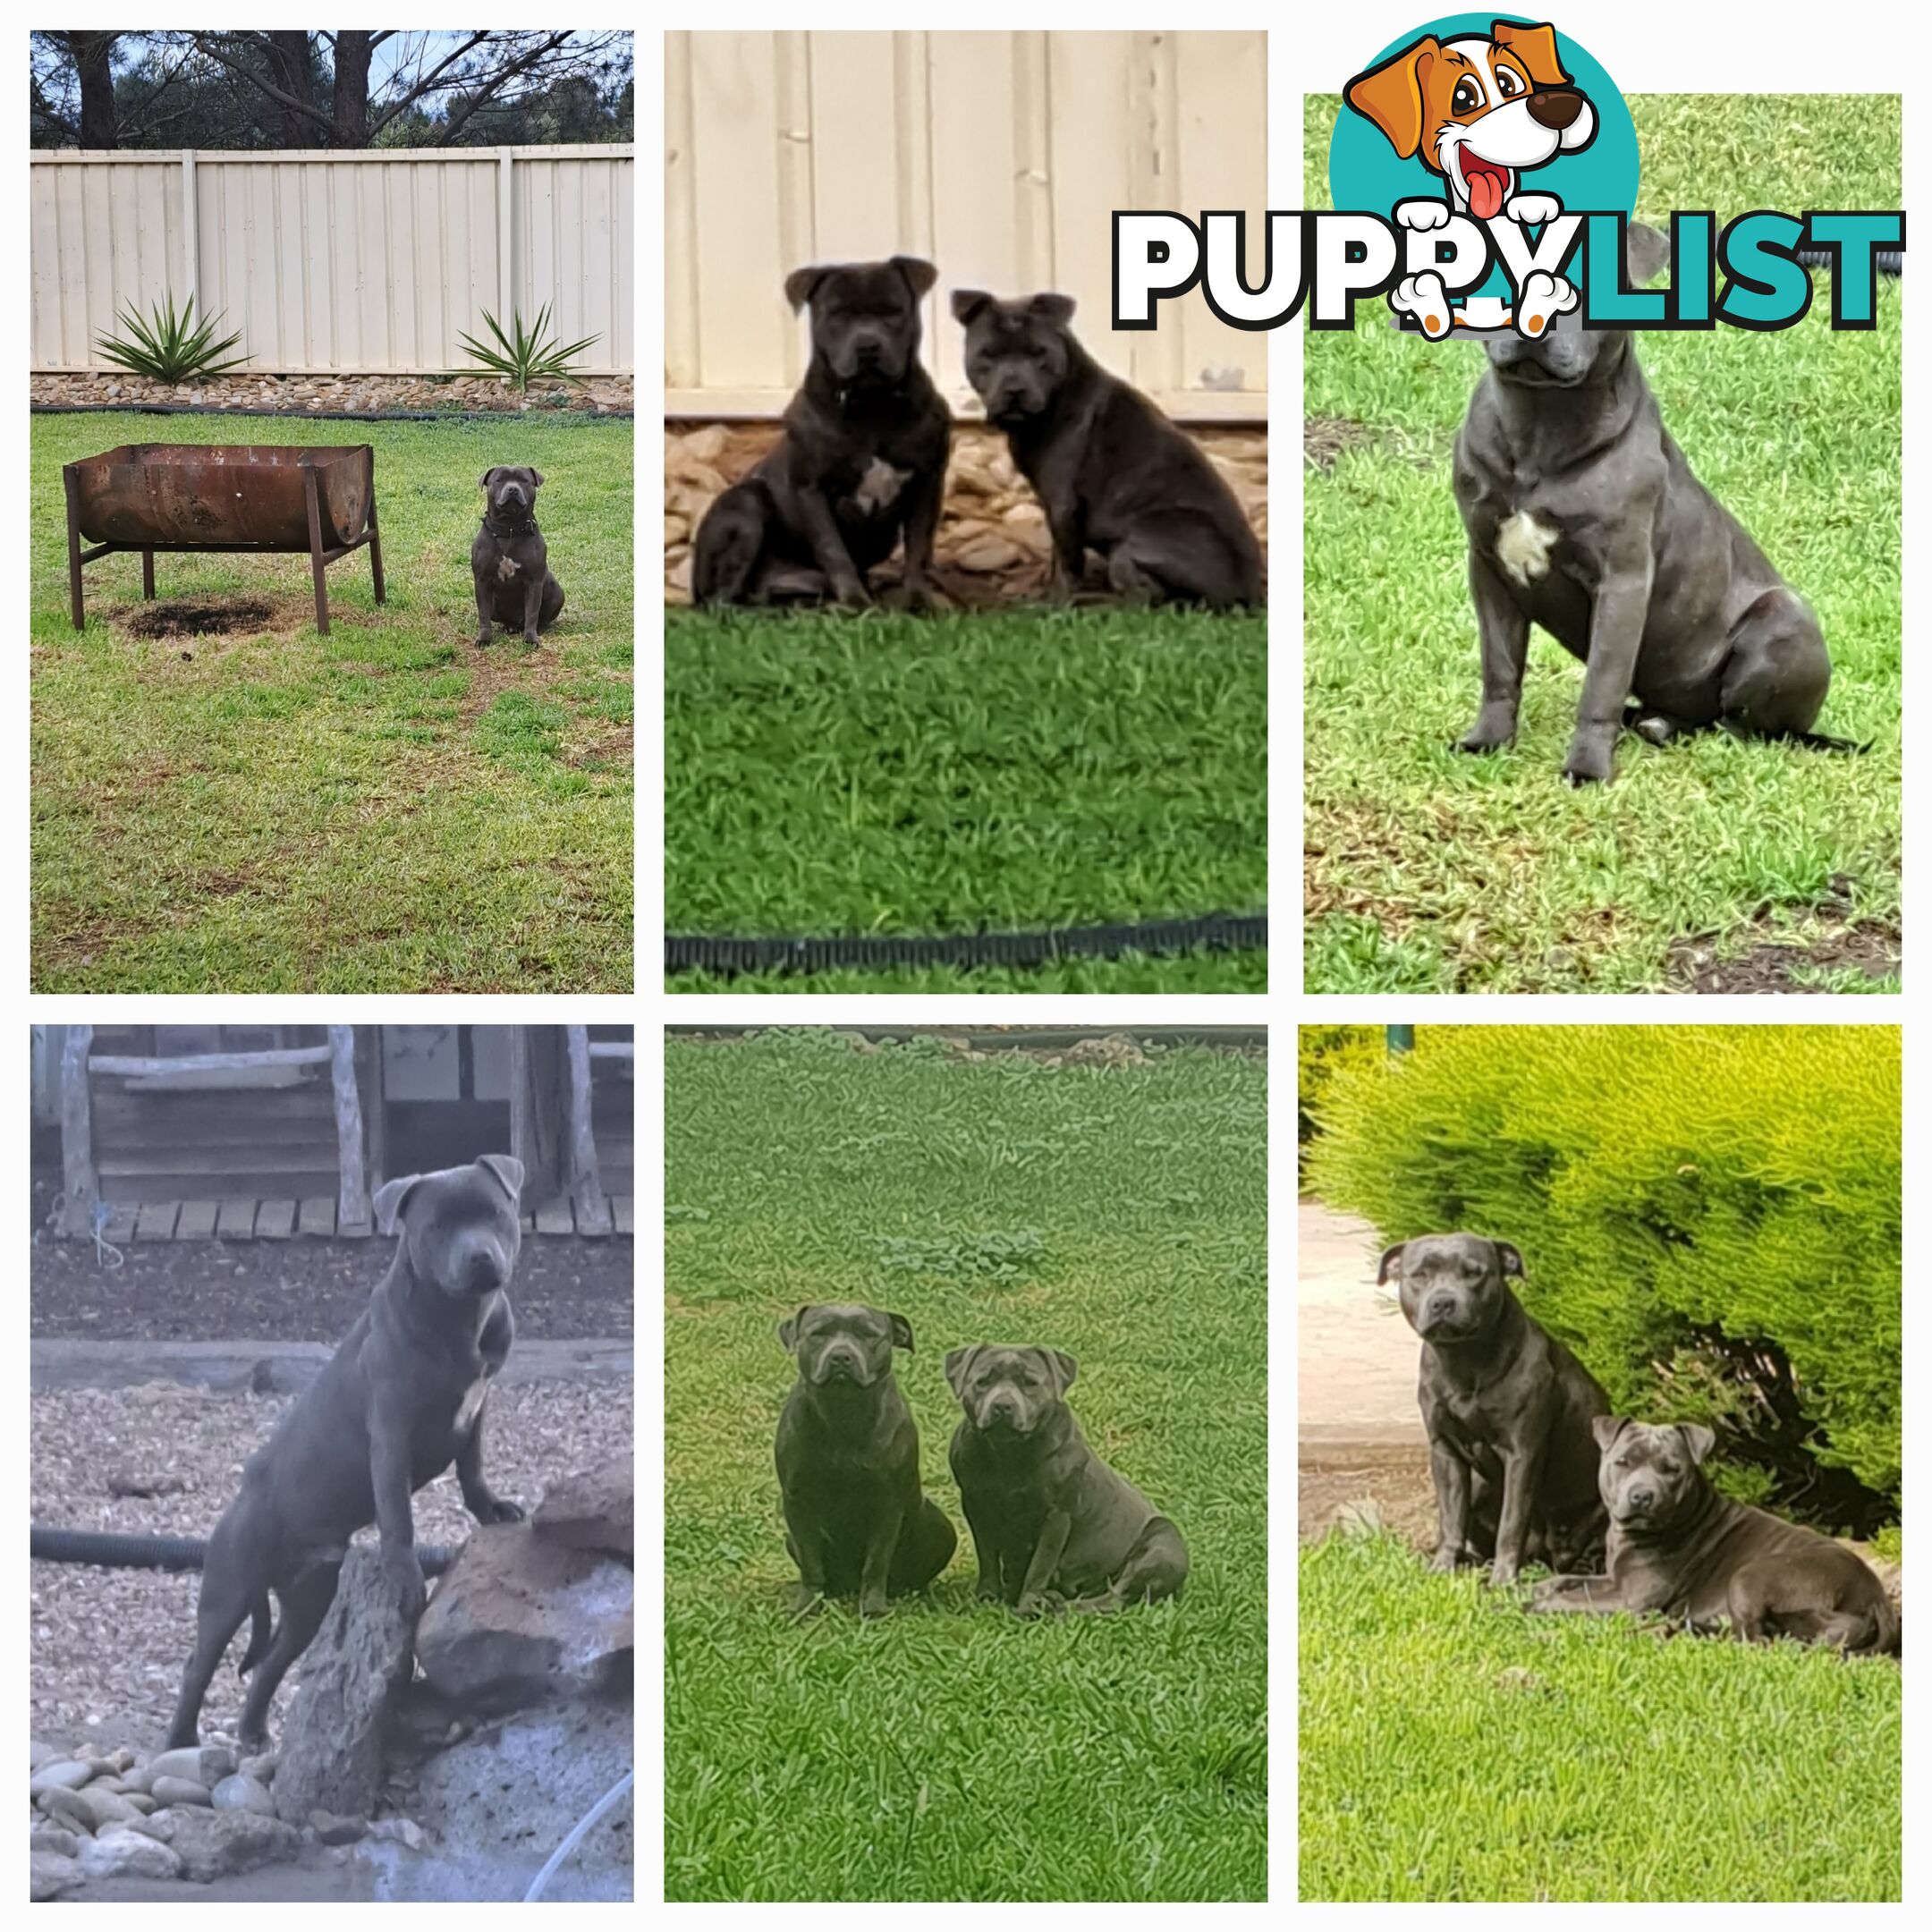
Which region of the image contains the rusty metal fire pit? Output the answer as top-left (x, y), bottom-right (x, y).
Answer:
top-left (62, 443), bottom-right (386, 636)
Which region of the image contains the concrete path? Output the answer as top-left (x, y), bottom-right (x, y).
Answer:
top-left (1298, 1198), bottom-right (1421, 1449)
top-left (30, 1337), bottom-right (633, 1394)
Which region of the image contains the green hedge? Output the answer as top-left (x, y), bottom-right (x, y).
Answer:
top-left (1308, 1027), bottom-right (1900, 1512)
top-left (1297, 1026), bottom-right (1383, 1148)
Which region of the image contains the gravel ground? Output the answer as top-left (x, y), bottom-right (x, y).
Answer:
top-left (30, 1376), bottom-right (634, 1748)
top-left (31, 370), bottom-right (634, 415)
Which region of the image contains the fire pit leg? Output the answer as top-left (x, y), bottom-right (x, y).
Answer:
top-left (302, 461), bottom-right (331, 636)
top-left (366, 462), bottom-right (386, 607)
top-left (63, 466), bottom-right (84, 631)
top-left (141, 549), bottom-right (156, 600)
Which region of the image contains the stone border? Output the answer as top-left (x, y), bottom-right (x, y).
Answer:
top-left (33, 371), bottom-right (633, 418)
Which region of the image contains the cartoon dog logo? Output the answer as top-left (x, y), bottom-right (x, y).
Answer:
top-left (1344, 19), bottom-right (1597, 338)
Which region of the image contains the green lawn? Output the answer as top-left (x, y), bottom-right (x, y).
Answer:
top-left (665, 606), bottom-right (1267, 992)
top-left (1301, 1533), bottom-right (1901, 1902)
top-left (665, 1031), bottom-right (1267, 1902)
top-left (1303, 95), bottom-right (1902, 992)
top-left (32, 412), bottom-right (632, 991)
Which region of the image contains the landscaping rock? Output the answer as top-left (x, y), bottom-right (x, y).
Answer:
top-left (30, 1758), bottom-right (93, 1796)
top-left (30, 1825), bottom-right (83, 1858)
top-left (212, 1773), bottom-right (276, 1816)
top-left (31, 371), bottom-right (632, 417)
top-left (30, 1849), bottom-right (80, 1900)
top-left (164, 1806), bottom-right (302, 1881)
top-left (146, 1744), bottom-right (236, 1787)
top-left (309, 1809), bottom-right (369, 1845)
top-left (417, 1522), bottom-right (632, 1707)
top-left (150, 1775), bottom-right (215, 1808)
top-left (77, 1826), bottom-right (184, 1882)
top-left (274, 1546), bottom-right (418, 1826)
top-left (532, 1453), bottom-right (634, 1562)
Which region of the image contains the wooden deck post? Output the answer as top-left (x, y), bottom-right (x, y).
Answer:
top-left (565, 1026), bottom-right (614, 1233)
top-left (58, 1026), bottom-right (97, 1236)
top-left (329, 1026), bottom-right (370, 1229)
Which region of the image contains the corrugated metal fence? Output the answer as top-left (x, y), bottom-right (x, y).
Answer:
top-left (665, 30), bottom-right (1267, 420)
top-left (30, 145), bottom-right (634, 374)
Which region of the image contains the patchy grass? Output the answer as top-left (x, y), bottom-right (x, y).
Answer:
top-left (665, 1030), bottom-right (1267, 1902)
top-left (665, 606), bottom-right (1267, 992)
top-left (32, 412), bottom-right (632, 991)
top-left (1301, 1532), bottom-right (1901, 1901)
top-left (1301, 95), bottom-right (1901, 991)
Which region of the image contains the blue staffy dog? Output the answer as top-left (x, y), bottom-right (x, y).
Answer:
top-left (166, 1157), bottom-right (527, 1750)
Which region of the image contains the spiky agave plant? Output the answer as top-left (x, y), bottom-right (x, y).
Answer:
top-left (95, 293), bottom-right (248, 386)
top-left (454, 303), bottom-right (601, 393)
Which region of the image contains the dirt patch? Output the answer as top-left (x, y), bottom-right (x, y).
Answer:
top-left (30, 1208), bottom-right (633, 1343)
top-left (1300, 1441), bottom-right (1436, 1546)
top-left (1668, 902), bottom-right (1900, 993)
top-left (123, 598), bottom-right (277, 640)
top-left (1303, 415), bottom-right (1381, 470)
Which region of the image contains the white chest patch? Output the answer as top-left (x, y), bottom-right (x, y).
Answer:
top-left (1495, 510), bottom-right (1558, 587)
top-left (454, 1383), bottom-right (487, 1435)
top-left (496, 556), bottom-right (521, 581)
top-left (852, 457), bottom-right (912, 515)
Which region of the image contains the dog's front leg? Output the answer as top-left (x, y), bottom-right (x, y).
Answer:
top-left (369, 1400), bottom-right (428, 1619)
top-left (858, 1495), bottom-right (906, 1620)
top-left (899, 467), bottom-right (945, 612)
top-left (473, 572), bottom-right (497, 649)
top-left (1458, 550), bottom-right (1530, 751)
top-left (455, 1398), bottom-right (524, 1524)
top-left (1014, 1507), bottom-right (1073, 1618)
top-left (1044, 504), bottom-right (1085, 605)
top-left (521, 568), bottom-right (547, 648)
top-left (1566, 537), bottom-right (1657, 784)
top-left (795, 487), bottom-right (870, 606)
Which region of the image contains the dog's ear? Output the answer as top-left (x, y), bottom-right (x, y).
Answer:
top-left (1592, 1414), bottom-right (1631, 1453)
top-left (778, 1305), bottom-right (814, 1352)
top-left (479, 467), bottom-right (500, 491)
top-left (887, 1312), bottom-right (914, 1352)
top-left (1625, 220), bottom-right (1671, 287)
top-left (945, 1345), bottom-right (980, 1396)
top-left (373, 1173), bottom-right (423, 1236)
top-left (476, 1154), bottom-right (525, 1206)
top-left (892, 255), bottom-right (939, 301)
top-left (527, 468), bottom-right (544, 489)
top-left (951, 288), bottom-right (995, 326)
top-left (1679, 1422), bottom-right (1717, 1466)
top-left (1343, 37), bottom-right (1439, 160)
top-left (1492, 20), bottom-right (1571, 89)
top-left (784, 265), bottom-right (827, 313)
top-left (1043, 1349), bottom-right (1077, 1394)
top-left (1493, 1241), bottom-right (1526, 1281)
top-left (1376, 1242), bottom-right (1406, 1285)
top-left (1028, 292), bottom-right (1076, 326)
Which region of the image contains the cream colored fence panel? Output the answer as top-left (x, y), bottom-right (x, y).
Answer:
top-left (30, 148), bottom-right (633, 373)
top-left (665, 30), bottom-right (1267, 419)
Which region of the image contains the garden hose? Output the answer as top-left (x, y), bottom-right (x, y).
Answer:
top-left (30, 1525), bottom-right (457, 1575)
top-left (665, 910), bottom-right (1267, 979)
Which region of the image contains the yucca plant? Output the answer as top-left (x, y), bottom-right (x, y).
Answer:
top-left (454, 303), bottom-right (600, 393)
top-left (95, 293), bottom-right (248, 386)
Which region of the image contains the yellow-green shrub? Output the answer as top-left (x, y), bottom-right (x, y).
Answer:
top-left (1308, 1027), bottom-right (1900, 1513)
top-left (1299, 1026), bottom-right (1383, 1147)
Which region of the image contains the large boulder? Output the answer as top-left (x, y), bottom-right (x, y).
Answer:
top-left (77, 1826), bottom-right (185, 1883)
top-left (532, 1454), bottom-right (634, 1562)
top-left (163, 1806), bottom-right (302, 1882)
top-left (274, 1546), bottom-right (418, 1826)
top-left (416, 1522), bottom-right (631, 1708)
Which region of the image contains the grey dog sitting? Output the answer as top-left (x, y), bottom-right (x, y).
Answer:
top-left (953, 288), bottom-right (1262, 608)
top-left (945, 1343), bottom-right (1187, 1614)
top-left (472, 465), bottom-right (565, 647)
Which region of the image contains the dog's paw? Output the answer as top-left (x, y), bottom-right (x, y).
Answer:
top-left (386, 1553), bottom-right (428, 1621)
top-left (1561, 741), bottom-right (1614, 784)
top-left (1505, 191), bottom-right (1562, 226)
top-left (485, 1497), bottom-right (525, 1524)
top-left (1455, 728), bottom-right (1512, 755)
top-left (1428, 1545), bottom-right (1465, 1573)
top-left (1395, 198), bottom-right (1451, 233)
top-left (1391, 273), bottom-right (1454, 340)
top-left (787, 1584), bottom-right (825, 1620)
top-left (1516, 271), bottom-right (1579, 339)
top-left (858, 1592), bottom-right (889, 1620)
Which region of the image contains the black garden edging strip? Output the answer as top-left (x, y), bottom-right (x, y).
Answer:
top-left (665, 911), bottom-right (1267, 979)
top-left (32, 402), bottom-right (631, 422)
